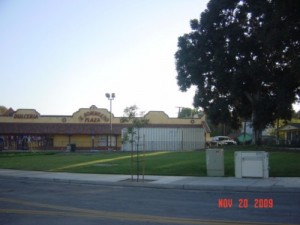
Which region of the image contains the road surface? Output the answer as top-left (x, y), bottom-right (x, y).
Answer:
top-left (0, 177), bottom-right (299, 225)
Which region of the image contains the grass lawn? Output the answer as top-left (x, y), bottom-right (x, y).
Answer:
top-left (0, 146), bottom-right (299, 177)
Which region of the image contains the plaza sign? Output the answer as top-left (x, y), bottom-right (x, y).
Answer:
top-left (79, 110), bottom-right (110, 123)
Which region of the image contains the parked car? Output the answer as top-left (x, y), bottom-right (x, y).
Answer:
top-left (208, 136), bottom-right (237, 146)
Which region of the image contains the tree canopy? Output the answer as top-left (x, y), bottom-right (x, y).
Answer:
top-left (175, 0), bottom-right (300, 143)
top-left (177, 107), bottom-right (204, 118)
top-left (0, 106), bottom-right (7, 115)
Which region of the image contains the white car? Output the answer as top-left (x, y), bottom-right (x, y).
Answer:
top-left (209, 136), bottom-right (237, 146)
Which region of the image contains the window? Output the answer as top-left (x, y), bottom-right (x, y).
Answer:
top-left (99, 136), bottom-right (107, 146)
top-left (99, 135), bottom-right (116, 147)
top-left (108, 136), bottom-right (116, 147)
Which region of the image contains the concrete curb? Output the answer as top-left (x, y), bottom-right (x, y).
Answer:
top-left (0, 169), bottom-right (299, 193)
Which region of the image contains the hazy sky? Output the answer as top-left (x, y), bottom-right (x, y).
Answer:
top-left (0, 0), bottom-right (209, 117)
top-left (1, 0), bottom-right (298, 118)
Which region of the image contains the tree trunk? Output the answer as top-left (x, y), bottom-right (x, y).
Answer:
top-left (251, 109), bottom-right (262, 145)
top-left (245, 91), bottom-right (261, 145)
top-left (253, 128), bottom-right (262, 145)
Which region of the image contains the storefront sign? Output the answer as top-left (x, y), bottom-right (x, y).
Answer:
top-left (84, 117), bottom-right (101, 122)
top-left (79, 111), bottom-right (109, 123)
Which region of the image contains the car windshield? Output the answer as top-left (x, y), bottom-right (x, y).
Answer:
top-left (219, 137), bottom-right (230, 141)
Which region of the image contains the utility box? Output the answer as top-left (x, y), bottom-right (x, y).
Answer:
top-left (206, 149), bottom-right (224, 176)
top-left (235, 151), bottom-right (269, 178)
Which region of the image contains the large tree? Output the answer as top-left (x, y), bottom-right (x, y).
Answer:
top-left (175, 0), bottom-right (300, 143)
top-left (0, 106), bottom-right (7, 115)
top-left (177, 107), bottom-right (203, 118)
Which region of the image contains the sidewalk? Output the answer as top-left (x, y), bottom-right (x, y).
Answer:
top-left (0, 169), bottom-right (300, 193)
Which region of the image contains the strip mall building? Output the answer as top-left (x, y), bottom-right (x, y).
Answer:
top-left (0, 106), bottom-right (210, 151)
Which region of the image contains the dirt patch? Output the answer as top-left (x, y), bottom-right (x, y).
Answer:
top-left (94, 163), bottom-right (118, 167)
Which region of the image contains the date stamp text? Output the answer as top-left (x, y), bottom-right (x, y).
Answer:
top-left (218, 198), bottom-right (274, 208)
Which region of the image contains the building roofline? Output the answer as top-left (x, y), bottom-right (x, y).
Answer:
top-left (0, 122), bottom-right (203, 135)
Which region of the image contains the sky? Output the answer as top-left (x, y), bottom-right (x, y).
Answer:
top-left (1, 0), bottom-right (299, 118)
top-left (0, 0), bottom-right (209, 117)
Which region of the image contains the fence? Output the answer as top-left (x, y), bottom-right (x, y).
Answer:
top-left (122, 127), bottom-right (205, 151)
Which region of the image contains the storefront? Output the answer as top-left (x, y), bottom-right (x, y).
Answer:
top-left (0, 106), bottom-right (210, 151)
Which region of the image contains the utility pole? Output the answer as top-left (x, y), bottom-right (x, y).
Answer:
top-left (105, 93), bottom-right (115, 150)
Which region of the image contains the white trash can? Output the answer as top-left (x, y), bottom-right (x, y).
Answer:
top-left (235, 151), bottom-right (269, 178)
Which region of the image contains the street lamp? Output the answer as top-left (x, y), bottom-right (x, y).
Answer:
top-left (105, 93), bottom-right (115, 149)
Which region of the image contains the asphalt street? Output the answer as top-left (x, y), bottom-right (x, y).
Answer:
top-left (0, 177), bottom-right (299, 225)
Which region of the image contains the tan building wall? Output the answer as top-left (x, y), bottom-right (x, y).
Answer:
top-left (0, 106), bottom-right (210, 150)
top-left (0, 107), bottom-right (206, 125)
top-left (53, 135), bottom-right (69, 148)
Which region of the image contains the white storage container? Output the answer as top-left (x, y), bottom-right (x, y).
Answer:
top-left (235, 151), bottom-right (269, 178)
top-left (206, 148), bottom-right (224, 176)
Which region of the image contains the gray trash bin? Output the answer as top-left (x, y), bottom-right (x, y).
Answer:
top-left (70, 144), bottom-right (76, 152)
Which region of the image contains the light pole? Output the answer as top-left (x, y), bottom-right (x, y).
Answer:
top-left (105, 93), bottom-right (115, 149)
